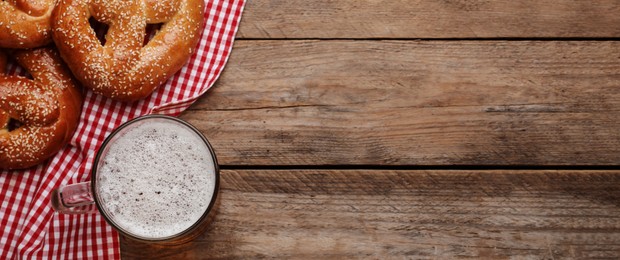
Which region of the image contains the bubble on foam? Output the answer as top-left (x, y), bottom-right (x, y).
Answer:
top-left (96, 119), bottom-right (216, 239)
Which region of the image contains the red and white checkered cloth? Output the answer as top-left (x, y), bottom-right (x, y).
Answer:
top-left (0, 0), bottom-right (245, 258)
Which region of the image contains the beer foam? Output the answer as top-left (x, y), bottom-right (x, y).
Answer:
top-left (96, 119), bottom-right (216, 239)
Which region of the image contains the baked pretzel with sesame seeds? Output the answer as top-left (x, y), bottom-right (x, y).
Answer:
top-left (52, 0), bottom-right (204, 102)
top-left (0, 0), bottom-right (56, 48)
top-left (0, 48), bottom-right (82, 169)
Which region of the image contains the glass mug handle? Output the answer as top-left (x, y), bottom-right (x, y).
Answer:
top-left (51, 182), bottom-right (98, 214)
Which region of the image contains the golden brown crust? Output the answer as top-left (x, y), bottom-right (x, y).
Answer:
top-left (0, 0), bottom-right (55, 48)
top-left (52, 0), bottom-right (205, 102)
top-left (0, 48), bottom-right (82, 170)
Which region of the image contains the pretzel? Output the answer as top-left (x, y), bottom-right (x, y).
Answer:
top-left (0, 0), bottom-right (55, 48)
top-left (0, 48), bottom-right (82, 170)
top-left (52, 0), bottom-right (205, 102)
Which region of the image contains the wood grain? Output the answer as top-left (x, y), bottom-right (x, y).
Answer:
top-left (121, 169), bottom-right (620, 259)
top-left (238, 0), bottom-right (620, 39)
top-left (183, 40), bottom-right (620, 166)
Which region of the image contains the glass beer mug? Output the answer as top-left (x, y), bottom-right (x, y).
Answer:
top-left (51, 115), bottom-right (220, 245)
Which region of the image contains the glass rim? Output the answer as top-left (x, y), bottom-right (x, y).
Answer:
top-left (90, 114), bottom-right (220, 242)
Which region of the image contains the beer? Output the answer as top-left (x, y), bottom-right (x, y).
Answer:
top-left (95, 118), bottom-right (217, 240)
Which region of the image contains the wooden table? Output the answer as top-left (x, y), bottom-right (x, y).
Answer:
top-left (122, 1), bottom-right (620, 258)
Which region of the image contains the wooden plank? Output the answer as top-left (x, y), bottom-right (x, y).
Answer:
top-left (238, 0), bottom-right (620, 39)
top-left (183, 40), bottom-right (620, 166)
top-left (121, 169), bottom-right (620, 259)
